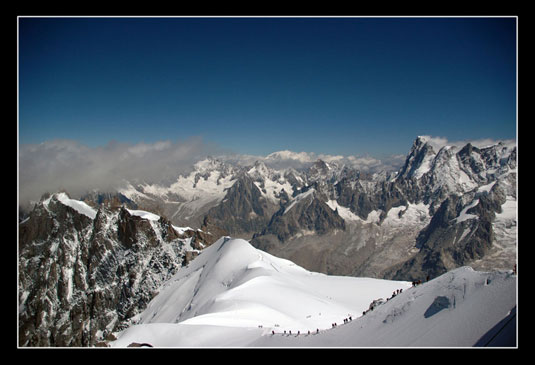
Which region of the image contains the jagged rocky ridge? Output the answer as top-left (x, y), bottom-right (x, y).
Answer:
top-left (114, 136), bottom-right (516, 280)
top-left (18, 192), bottom-right (216, 347)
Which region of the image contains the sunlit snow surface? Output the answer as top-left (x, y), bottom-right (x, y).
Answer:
top-left (111, 238), bottom-right (516, 347)
top-left (51, 192), bottom-right (97, 219)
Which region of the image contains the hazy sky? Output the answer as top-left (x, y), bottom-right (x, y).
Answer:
top-left (19, 17), bottom-right (516, 158)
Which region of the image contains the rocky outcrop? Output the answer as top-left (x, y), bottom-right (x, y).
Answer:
top-left (384, 169), bottom-right (514, 281)
top-left (254, 189), bottom-right (346, 243)
top-left (18, 193), bottom-right (204, 347)
top-left (396, 136), bottom-right (436, 180)
top-left (250, 136), bottom-right (516, 280)
top-left (198, 216), bottom-right (229, 246)
top-left (203, 174), bottom-right (279, 238)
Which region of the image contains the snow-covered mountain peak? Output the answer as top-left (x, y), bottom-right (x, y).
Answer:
top-left (247, 160), bottom-right (272, 179)
top-left (415, 135), bottom-right (428, 143)
top-left (396, 136), bottom-right (437, 180)
top-left (312, 158), bottom-right (331, 170)
top-left (20, 133), bottom-right (517, 347)
top-left (19, 189), bottom-right (214, 346)
top-left (112, 237), bottom-right (412, 344)
top-left (395, 136), bottom-right (516, 192)
top-left (192, 156), bottom-right (236, 176)
top-left (306, 159), bottom-right (342, 183)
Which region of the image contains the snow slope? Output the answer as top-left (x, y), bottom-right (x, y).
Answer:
top-left (253, 267), bottom-right (516, 347)
top-left (126, 208), bottom-right (160, 221)
top-left (110, 238), bottom-right (516, 347)
top-left (111, 237), bottom-right (411, 347)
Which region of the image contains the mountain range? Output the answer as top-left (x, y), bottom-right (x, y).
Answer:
top-left (18, 136), bottom-right (517, 346)
top-left (110, 136), bottom-right (517, 279)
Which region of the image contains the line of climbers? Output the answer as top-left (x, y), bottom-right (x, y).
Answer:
top-left (412, 275), bottom-right (431, 287)
top-left (269, 281), bottom-right (429, 337)
top-left (270, 314), bottom-right (355, 336)
top-left (361, 277), bottom-right (431, 317)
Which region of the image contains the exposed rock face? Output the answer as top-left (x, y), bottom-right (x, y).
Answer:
top-left (396, 136), bottom-right (436, 180)
top-left (203, 174), bottom-right (279, 238)
top-left (385, 175), bottom-right (511, 281)
top-left (199, 216), bottom-right (229, 246)
top-left (251, 137), bottom-right (516, 280)
top-left (254, 188), bottom-right (345, 243)
top-left (18, 193), bottom-right (204, 347)
top-left (334, 177), bottom-right (377, 220)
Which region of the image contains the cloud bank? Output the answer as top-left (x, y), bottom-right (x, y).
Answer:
top-left (18, 137), bottom-right (225, 207)
top-left (220, 150), bottom-right (406, 173)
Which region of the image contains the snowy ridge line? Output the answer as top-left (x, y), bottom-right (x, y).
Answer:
top-left (284, 188), bottom-right (315, 214)
top-left (121, 207), bottom-right (203, 236)
top-left (53, 193), bottom-right (203, 236)
top-left (268, 282), bottom-right (409, 337)
top-left (110, 239), bottom-right (516, 348)
top-left (45, 192), bottom-right (98, 219)
top-left (111, 238), bottom-right (410, 346)
top-left (126, 208), bottom-right (160, 221)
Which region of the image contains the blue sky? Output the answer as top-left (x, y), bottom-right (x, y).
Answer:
top-left (18, 17), bottom-right (516, 158)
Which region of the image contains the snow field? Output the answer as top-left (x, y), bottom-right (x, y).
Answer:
top-left (110, 238), bottom-right (516, 347)
top-left (252, 267), bottom-right (516, 347)
top-left (111, 237), bottom-right (412, 347)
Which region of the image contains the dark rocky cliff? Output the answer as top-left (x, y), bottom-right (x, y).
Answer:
top-left (18, 193), bottom-right (205, 347)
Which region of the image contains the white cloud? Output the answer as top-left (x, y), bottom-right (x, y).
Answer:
top-left (218, 150), bottom-right (404, 174)
top-left (420, 135), bottom-right (516, 152)
top-left (18, 137), bottom-right (224, 207)
top-left (419, 135), bottom-right (450, 151)
top-left (266, 150), bottom-right (316, 163)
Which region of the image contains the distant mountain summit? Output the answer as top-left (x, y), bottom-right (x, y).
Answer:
top-left (397, 136), bottom-right (437, 180)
